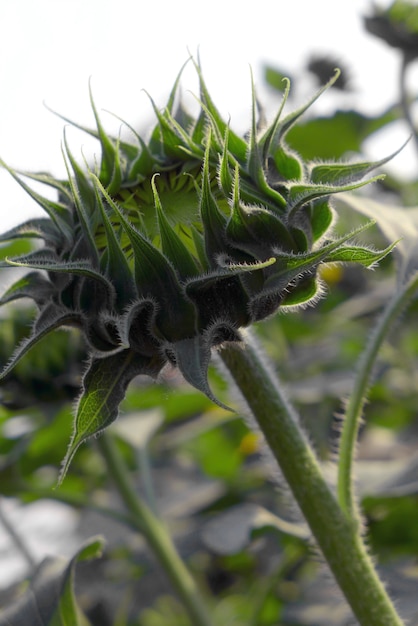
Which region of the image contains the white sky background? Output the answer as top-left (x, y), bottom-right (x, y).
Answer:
top-left (0, 0), bottom-right (414, 234)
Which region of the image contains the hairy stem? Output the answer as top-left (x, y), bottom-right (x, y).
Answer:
top-left (338, 272), bottom-right (418, 515)
top-left (96, 431), bottom-right (213, 626)
top-left (220, 331), bottom-right (404, 626)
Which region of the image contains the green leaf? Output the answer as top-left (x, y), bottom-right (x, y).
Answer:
top-left (264, 64), bottom-right (292, 92)
top-left (286, 106), bottom-right (401, 160)
top-left (268, 69), bottom-right (341, 149)
top-left (0, 536), bottom-right (104, 626)
top-left (59, 350), bottom-right (164, 482)
top-left (389, 0), bottom-right (418, 30)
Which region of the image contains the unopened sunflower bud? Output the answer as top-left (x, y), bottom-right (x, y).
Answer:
top-left (0, 59), bottom-right (396, 479)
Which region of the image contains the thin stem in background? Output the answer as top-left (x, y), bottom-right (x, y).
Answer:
top-left (220, 331), bottom-right (404, 626)
top-left (337, 272), bottom-right (418, 516)
top-left (0, 498), bottom-right (36, 572)
top-left (136, 445), bottom-right (159, 515)
top-left (248, 544), bottom-right (304, 626)
top-left (96, 431), bottom-right (214, 626)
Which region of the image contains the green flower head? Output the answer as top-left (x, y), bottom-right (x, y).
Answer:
top-left (0, 59), bottom-right (395, 478)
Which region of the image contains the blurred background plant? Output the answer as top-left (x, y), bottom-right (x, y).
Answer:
top-left (1, 1), bottom-right (418, 625)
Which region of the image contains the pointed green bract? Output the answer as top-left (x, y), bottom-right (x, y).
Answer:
top-left (62, 132), bottom-right (99, 265)
top-left (91, 175), bottom-right (137, 306)
top-left (193, 57), bottom-right (248, 161)
top-left (246, 72), bottom-right (287, 210)
top-left (89, 81), bottom-right (122, 194)
top-left (310, 200), bottom-right (335, 243)
top-left (272, 146), bottom-right (304, 182)
top-left (263, 221), bottom-right (378, 290)
top-left (94, 175), bottom-right (179, 294)
top-left (287, 175), bottom-right (385, 215)
top-left (0, 159), bottom-right (73, 244)
top-left (226, 165), bottom-right (295, 256)
top-left (59, 350), bottom-right (164, 483)
top-left (153, 175), bottom-right (200, 279)
top-left (200, 133), bottom-right (230, 265)
top-left (272, 69), bottom-right (342, 144)
top-left (0, 218), bottom-right (66, 247)
top-left (0, 305), bottom-right (82, 381)
top-left (218, 126), bottom-right (236, 197)
top-left (0, 59), bottom-right (397, 477)
top-left (5, 254), bottom-right (113, 282)
top-left (259, 77), bottom-right (291, 159)
top-left (0, 271), bottom-right (54, 306)
top-left (325, 241), bottom-right (397, 267)
top-left (170, 336), bottom-right (230, 410)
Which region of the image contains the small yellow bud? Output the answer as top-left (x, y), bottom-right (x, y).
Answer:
top-left (319, 263), bottom-right (343, 285)
top-left (239, 432), bottom-right (260, 456)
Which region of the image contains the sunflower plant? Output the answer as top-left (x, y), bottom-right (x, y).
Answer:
top-left (0, 58), bottom-right (412, 625)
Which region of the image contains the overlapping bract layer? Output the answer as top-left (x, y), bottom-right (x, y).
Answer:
top-left (0, 62), bottom-right (395, 476)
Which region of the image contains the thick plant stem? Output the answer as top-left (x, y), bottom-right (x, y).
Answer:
top-left (220, 332), bottom-right (404, 626)
top-left (96, 431), bottom-right (214, 626)
top-left (338, 273), bottom-right (418, 515)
